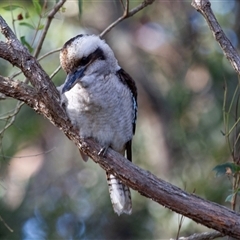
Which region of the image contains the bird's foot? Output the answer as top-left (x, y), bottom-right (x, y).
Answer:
top-left (98, 146), bottom-right (109, 157)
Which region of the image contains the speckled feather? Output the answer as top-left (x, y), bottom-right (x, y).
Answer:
top-left (59, 34), bottom-right (137, 215)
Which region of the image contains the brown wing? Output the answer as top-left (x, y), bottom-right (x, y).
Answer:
top-left (117, 68), bottom-right (137, 134)
top-left (117, 68), bottom-right (137, 162)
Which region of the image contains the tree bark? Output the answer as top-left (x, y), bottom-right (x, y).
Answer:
top-left (191, 0), bottom-right (240, 75)
top-left (1, 6), bottom-right (240, 238)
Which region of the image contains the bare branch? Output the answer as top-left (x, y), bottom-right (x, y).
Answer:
top-left (124, 0), bottom-right (129, 16)
top-left (191, 0), bottom-right (240, 74)
top-left (176, 214), bottom-right (185, 240)
top-left (50, 65), bottom-right (61, 79)
top-left (0, 16), bottom-right (67, 127)
top-left (100, 0), bottom-right (156, 38)
top-left (33, 0), bottom-right (67, 58)
top-left (0, 75), bottom-right (35, 149)
top-left (80, 138), bottom-right (240, 239)
top-left (172, 231), bottom-right (223, 240)
top-left (0, 101), bottom-right (24, 138)
top-left (0, 102), bottom-right (23, 121)
top-left (0, 75), bottom-right (38, 110)
top-left (38, 48), bottom-right (61, 62)
top-left (10, 48), bottom-right (61, 79)
top-left (0, 215), bottom-right (13, 233)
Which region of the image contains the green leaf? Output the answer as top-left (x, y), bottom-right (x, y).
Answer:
top-left (19, 22), bottom-right (35, 30)
top-left (61, 7), bottom-right (66, 13)
top-left (2, 5), bottom-right (22, 11)
top-left (225, 193), bottom-right (234, 203)
top-left (20, 36), bottom-right (33, 53)
top-left (212, 162), bottom-right (240, 177)
top-left (37, 24), bottom-right (44, 30)
top-left (25, 11), bottom-right (30, 19)
top-left (32, 0), bottom-right (42, 16)
top-left (225, 188), bottom-right (240, 202)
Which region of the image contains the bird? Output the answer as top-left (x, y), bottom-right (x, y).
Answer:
top-left (58, 34), bottom-right (137, 215)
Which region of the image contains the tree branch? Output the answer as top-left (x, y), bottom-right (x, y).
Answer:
top-left (173, 231), bottom-right (223, 240)
top-left (0, 75), bottom-right (43, 112)
top-left (0, 16), bottom-right (67, 127)
top-left (33, 0), bottom-right (67, 58)
top-left (81, 138), bottom-right (240, 239)
top-left (100, 0), bottom-right (156, 37)
top-left (191, 0), bottom-right (240, 74)
top-left (1, 11), bottom-right (240, 239)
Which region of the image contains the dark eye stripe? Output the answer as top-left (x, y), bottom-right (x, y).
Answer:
top-left (76, 56), bottom-right (90, 67)
top-left (76, 47), bottom-right (105, 68)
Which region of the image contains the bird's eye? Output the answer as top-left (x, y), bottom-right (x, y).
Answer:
top-left (81, 57), bottom-right (90, 66)
top-left (75, 57), bottom-right (90, 68)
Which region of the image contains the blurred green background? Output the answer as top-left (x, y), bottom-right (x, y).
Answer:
top-left (0, 0), bottom-right (239, 239)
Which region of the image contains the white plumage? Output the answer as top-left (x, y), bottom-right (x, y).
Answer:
top-left (58, 34), bottom-right (137, 215)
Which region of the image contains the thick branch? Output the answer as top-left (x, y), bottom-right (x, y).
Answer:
top-left (0, 16), bottom-right (67, 128)
top-left (78, 138), bottom-right (240, 239)
top-left (175, 231), bottom-right (223, 240)
top-left (0, 75), bottom-right (45, 113)
top-left (191, 0), bottom-right (240, 74)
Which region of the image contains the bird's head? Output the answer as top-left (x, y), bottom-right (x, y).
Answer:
top-left (60, 34), bottom-right (120, 94)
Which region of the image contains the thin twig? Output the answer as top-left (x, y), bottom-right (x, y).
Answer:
top-left (124, 0), bottom-right (129, 16)
top-left (119, 0), bottom-right (125, 10)
top-left (10, 71), bottom-right (23, 79)
top-left (50, 65), bottom-right (61, 79)
top-left (30, 9), bottom-right (43, 47)
top-left (171, 231), bottom-right (224, 240)
top-left (37, 47), bottom-right (61, 61)
top-left (100, 0), bottom-right (156, 38)
top-left (0, 101), bottom-right (24, 136)
top-left (0, 215), bottom-right (13, 233)
top-left (10, 1), bottom-right (16, 35)
top-left (232, 175), bottom-right (239, 211)
top-left (0, 147), bottom-right (56, 159)
top-left (176, 214), bottom-right (185, 240)
top-left (0, 105), bottom-right (24, 120)
top-left (33, 0), bottom-right (66, 58)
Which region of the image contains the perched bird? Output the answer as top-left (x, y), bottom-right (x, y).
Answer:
top-left (58, 34), bottom-right (137, 215)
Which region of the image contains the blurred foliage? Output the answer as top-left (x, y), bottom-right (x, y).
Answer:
top-left (0, 0), bottom-right (240, 239)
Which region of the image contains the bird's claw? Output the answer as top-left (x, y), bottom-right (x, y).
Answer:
top-left (98, 146), bottom-right (109, 157)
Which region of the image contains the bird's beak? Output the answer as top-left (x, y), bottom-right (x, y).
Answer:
top-left (62, 67), bottom-right (86, 94)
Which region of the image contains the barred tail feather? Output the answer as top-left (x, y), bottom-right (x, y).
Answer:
top-left (106, 172), bottom-right (132, 215)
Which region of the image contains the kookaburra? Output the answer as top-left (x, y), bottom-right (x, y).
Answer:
top-left (58, 34), bottom-right (137, 215)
